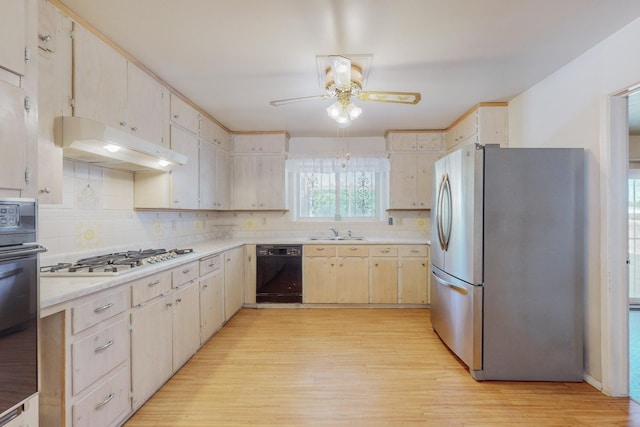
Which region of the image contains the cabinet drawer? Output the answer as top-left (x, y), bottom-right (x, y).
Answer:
top-left (399, 245), bottom-right (428, 257)
top-left (369, 246), bottom-right (398, 257)
top-left (337, 245), bottom-right (369, 257)
top-left (172, 261), bottom-right (199, 287)
top-left (72, 289), bottom-right (128, 335)
top-left (199, 254), bottom-right (222, 276)
top-left (131, 270), bottom-right (171, 306)
top-left (72, 318), bottom-right (129, 395)
top-left (72, 365), bottom-right (130, 427)
top-left (304, 245), bottom-right (336, 257)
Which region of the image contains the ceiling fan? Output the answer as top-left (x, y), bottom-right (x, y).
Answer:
top-left (269, 55), bottom-right (421, 127)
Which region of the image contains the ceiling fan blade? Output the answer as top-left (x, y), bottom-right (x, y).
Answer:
top-left (329, 55), bottom-right (352, 90)
top-left (357, 91), bottom-right (421, 104)
top-left (269, 94), bottom-right (330, 107)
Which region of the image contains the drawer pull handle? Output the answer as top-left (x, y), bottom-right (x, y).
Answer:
top-left (95, 340), bottom-right (113, 353)
top-left (316, 248), bottom-right (325, 251)
top-left (410, 249), bottom-right (420, 254)
top-left (182, 268), bottom-right (192, 274)
top-left (93, 303), bottom-right (113, 313)
top-left (349, 247), bottom-right (358, 251)
top-left (148, 280), bottom-right (160, 287)
top-left (176, 298), bottom-right (182, 304)
top-left (95, 392), bottom-right (115, 409)
top-left (381, 249), bottom-right (390, 253)
top-left (209, 262), bottom-right (215, 267)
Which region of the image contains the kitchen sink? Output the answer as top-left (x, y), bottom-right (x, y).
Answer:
top-left (308, 236), bottom-right (366, 241)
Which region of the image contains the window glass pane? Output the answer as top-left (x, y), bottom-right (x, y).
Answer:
top-left (299, 172), bottom-right (336, 218)
top-left (339, 170), bottom-right (376, 218)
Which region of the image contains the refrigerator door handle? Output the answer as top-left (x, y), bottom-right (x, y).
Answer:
top-left (436, 173), bottom-right (452, 251)
top-left (432, 269), bottom-right (468, 295)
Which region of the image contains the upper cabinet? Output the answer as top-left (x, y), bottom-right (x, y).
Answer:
top-left (200, 115), bottom-right (231, 151)
top-left (37, 0), bottom-right (72, 203)
top-left (386, 132), bottom-right (443, 210)
top-left (0, 0), bottom-right (27, 77)
top-left (73, 25), bottom-right (169, 147)
top-left (231, 133), bottom-right (288, 210)
top-left (169, 94), bottom-right (199, 135)
top-left (72, 24), bottom-right (127, 131)
top-left (445, 104), bottom-right (508, 154)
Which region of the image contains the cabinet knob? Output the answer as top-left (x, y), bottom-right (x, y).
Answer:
top-left (119, 121), bottom-right (127, 127)
top-left (39, 34), bottom-right (52, 43)
top-left (131, 126), bottom-right (138, 132)
top-left (41, 187), bottom-right (51, 194)
top-left (173, 114), bottom-right (180, 119)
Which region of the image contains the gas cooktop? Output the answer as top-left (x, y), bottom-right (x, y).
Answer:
top-left (40, 248), bottom-right (194, 277)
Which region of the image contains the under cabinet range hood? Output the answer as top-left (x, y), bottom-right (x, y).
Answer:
top-left (55, 116), bottom-right (188, 172)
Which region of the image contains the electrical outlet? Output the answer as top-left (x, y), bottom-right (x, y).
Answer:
top-left (388, 217), bottom-right (393, 225)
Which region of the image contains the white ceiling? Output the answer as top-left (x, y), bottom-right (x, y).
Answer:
top-left (59, 0), bottom-right (640, 138)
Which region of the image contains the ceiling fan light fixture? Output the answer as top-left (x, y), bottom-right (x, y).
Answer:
top-left (327, 101), bottom-right (343, 119)
top-left (347, 102), bottom-right (362, 119)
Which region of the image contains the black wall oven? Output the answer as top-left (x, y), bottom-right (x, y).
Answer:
top-left (0, 199), bottom-right (45, 423)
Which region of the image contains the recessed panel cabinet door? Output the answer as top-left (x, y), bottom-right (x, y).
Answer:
top-left (0, 79), bottom-right (27, 190)
top-left (127, 62), bottom-right (167, 146)
top-left (170, 125), bottom-right (199, 209)
top-left (389, 153), bottom-right (417, 209)
top-left (172, 282), bottom-right (200, 371)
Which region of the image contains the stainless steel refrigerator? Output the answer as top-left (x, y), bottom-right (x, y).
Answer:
top-left (430, 144), bottom-right (584, 381)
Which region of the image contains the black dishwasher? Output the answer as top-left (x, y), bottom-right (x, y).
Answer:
top-left (256, 245), bottom-right (302, 303)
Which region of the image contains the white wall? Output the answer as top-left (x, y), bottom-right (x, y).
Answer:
top-left (508, 16), bottom-right (640, 386)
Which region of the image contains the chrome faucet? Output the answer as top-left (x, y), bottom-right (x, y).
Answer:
top-left (329, 227), bottom-right (339, 238)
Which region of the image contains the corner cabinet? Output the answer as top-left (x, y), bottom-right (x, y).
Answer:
top-left (231, 133), bottom-right (288, 210)
top-left (445, 104), bottom-right (508, 154)
top-left (387, 132), bottom-right (443, 210)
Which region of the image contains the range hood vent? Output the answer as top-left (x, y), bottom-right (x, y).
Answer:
top-left (55, 116), bottom-right (188, 172)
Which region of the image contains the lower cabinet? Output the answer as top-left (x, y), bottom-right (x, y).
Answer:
top-left (302, 244), bottom-right (430, 305)
top-left (224, 247), bottom-right (245, 321)
top-left (199, 254), bottom-right (225, 345)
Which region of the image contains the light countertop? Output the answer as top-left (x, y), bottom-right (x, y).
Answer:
top-left (40, 237), bottom-right (430, 315)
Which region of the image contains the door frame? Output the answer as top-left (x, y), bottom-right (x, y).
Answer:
top-left (602, 89), bottom-right (632, 396)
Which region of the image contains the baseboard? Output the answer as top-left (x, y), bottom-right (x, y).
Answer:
top-left (583, 372), bottom-right (602, 391)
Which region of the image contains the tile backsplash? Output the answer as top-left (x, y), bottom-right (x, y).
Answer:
top-left (39, 160), bottom-right (428, 263)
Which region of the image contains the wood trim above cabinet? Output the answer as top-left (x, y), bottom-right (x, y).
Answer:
top-left (444, 102), bottom-right (509, 132)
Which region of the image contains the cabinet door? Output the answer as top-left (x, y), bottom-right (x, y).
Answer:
top-left (172, 282), bottom-right (200, 371)
top-left (303, 256), bottom-right (337, 303)
top-left (232, 155), bottom-right (258, 209)
top-left (73, 24), bottom-right (127, 130)
top-left (224, 247), bottom-right (244, 320)
top-left (399, 257), bottom-right (428, 304)
top-left (170, 125), bottom-right (199, 209)
top-left (370, 257), bottom-right (398, 303)
top-left (37, 0), bottom-right (71, 203)
top-left (417, 153), bottom-right (440, 209)
top-left (199, 139), bottom-right (216, 209)
top-left (389, 133), bottom-right (417, 151)
top-left (336, 257), bottom-right (369, 303)
top-left (257, 155), bottom-right (284, 209)
top-left (127, 62), bottom-right (167, 146)
top-left (0, 80), bottom-right (27, 190)
top-left (130, 295), bottom-right (173, 410)
top-left (0, 0), bottom-right (26, 77)
top-left (169, 94), bottom-right (199, 134)
top-left (214, 147), bottom-right (230, 209)
top-left (200, 269), bottom-right (224, 345)
top-left (389, 153), bottom-right (417, 209)
top-left (416, 133), bottom-right (443, 151)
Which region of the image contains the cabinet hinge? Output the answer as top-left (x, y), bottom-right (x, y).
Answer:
top-left (128, 322), bottom-right (133, 332)
top-left (69, 98), bottom-right (75, 108)
top-left (24, 47), bottom-right (31, 63)
top-left (24, 167), bottom-right (31, 184)
top-left (69, 30), bottom-right (75, 39)
top-left (24, 96), bottom-right (32, 112)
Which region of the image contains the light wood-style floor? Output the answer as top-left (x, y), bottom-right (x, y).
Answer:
top-left (124, 308), bottom-right (640, 426)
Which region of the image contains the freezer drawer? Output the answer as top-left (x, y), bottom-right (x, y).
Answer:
top-left (430, 266), bottom-right (482, 371)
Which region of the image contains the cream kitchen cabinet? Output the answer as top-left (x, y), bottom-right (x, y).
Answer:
top-left (200, 115), bottom-right (231, 151)
top-left (398, 245), bottom-right (430, 304)
top-left (130, 263), bottom-right (200, 409)
top-left (0, 0), bottom-right (27, 77)
top-left (73, 25), bottom-right (169, 147)
top-left (445, 104), bottom-right (508, 154)
top-left (389, 152), bottom-right (440, 210)
top-left (303, 245), bottom-right (369, 304)
top-left (40, 286), bottom-right (132, 427)
top-left (199, 139), bottom-right (230, 210)
top-left (232, 154), bottom-right (285, 210)
top-left (387, 132), bottom-right (443, 152)
top-left (199, 254), bottom-right (225, 344)
top-left (232, 133), bottom-right (288, 154)
top-left (72, 24), bottom-right (127, 132)
top-left (0, 79), bottom-right (29, 192)
top-left (37, 0), bottom-right (71, 203)
top-left (224, 247), bottom-right (245, 321)
top-left (369, 246), bottom-right (399, 304)
top-left (170, 93), bottom-right (199, 134)
top-left (134, 124), bottom-right (199, 209)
